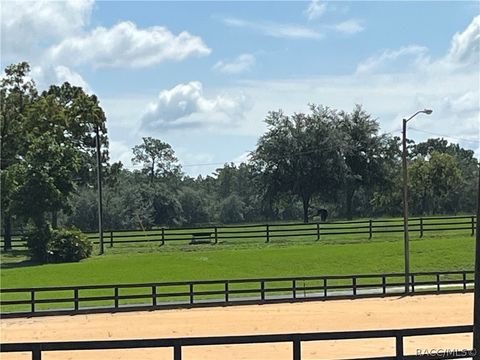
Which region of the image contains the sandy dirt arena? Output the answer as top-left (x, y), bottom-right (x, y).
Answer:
top-left (1, 294), bottom-right (474, 359)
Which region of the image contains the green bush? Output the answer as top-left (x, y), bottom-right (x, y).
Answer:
top-left (48, 228), bottom-right (92, 263)
top-left (25, 223), bottom-right (52, 263)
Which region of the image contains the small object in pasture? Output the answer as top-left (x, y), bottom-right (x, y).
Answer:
top-left (190, 232), bottom-right (213, 245)
top-left (316, 208), bottom-right (328, 222)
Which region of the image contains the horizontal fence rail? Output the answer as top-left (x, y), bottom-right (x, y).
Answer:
top-left (0, 270), bottom-right (474, 318)
top-left (0, 325), bottom-right (474, 360)
top-left (2, 215), bottom-right (477, 250)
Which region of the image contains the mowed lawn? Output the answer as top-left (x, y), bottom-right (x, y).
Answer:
top-left (1, 233), bottom-right (475, 289)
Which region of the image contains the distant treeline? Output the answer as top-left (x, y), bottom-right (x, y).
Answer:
top-left (62, 129), bottom-right (478, 232)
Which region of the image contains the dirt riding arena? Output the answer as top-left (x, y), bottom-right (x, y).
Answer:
top-left (1, 294), bottom-right (473, 359)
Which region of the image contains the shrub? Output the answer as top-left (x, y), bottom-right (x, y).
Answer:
top-left (48, 228), bottom-right (92, 263)
top-left (24, 223), bottom-right (52, 263)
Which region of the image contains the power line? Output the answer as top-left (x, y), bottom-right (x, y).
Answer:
top-left (180, 127), bottom-right (479, 169)
top-left (182, 161), bottom-right (237, 168)
top-left (408, 126), bottom-right (480, 144)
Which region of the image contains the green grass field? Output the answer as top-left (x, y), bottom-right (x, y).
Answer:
top-left (0, 216), bottom-right (475, 313)
top-left (1, 231), bottom-right (474, 289)
top-left (0, 216), bottom-right (475, 290)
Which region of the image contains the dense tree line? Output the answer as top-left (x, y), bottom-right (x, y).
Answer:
top-left (2, 62), bottom-right (478, 258)
top-left (62, 114), bottom-right (478, 231)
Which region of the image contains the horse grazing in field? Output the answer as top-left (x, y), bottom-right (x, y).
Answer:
top-left (315, 208), bottom-right (328, 222)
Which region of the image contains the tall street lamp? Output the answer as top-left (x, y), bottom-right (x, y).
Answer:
top-left (95, 125), bottom-right (104, 255)
top-left (402, 109), bottom-right (432, 294)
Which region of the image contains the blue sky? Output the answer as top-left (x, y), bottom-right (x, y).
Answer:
top-left (2, 1), bottom-right (479, 176)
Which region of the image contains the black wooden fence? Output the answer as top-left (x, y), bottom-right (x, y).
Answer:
top-left (1, 215), bottom-right (476, 249)
top-left (0, 325), bottom-right (474, 360)
top-left (1, 270), bottom-right (474, 318)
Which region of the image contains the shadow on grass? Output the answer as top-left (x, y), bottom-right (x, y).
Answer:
top-left (0, 250), bottom-right (39, 269)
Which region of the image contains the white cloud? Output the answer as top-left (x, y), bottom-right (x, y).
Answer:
top-left (357, 16), bottom-right (480, 76)
top-left (31, 65), bottom-right (91, 92)
top-left (109, 140), bottom-right (135, 168)
top-left (47, 21), bottom-right (211, 68)
top-left (235, 69), bottom-right (478, 145)
top-left (442, 15), bottom-right (480, 69)
top-left (222, 17), bottom-right (323, 40)
top-left (304, 1), bottom-right (327, 21)
top-left (332, 19), bottom-right (365, 35)
top-left (356, 45), bottom-right (429, 74)
top-left (232, 17), bottom-right (480, 151)
top-left (213, 54), bottom-right (256, 74)
top-left (140, 81), bottom-right (251, 131)
top-left (176, 150), bottom-right (215, 177)
top-left (1, 0), bottom-right (94, 58)
top-left (232, 151), bottom-right (252, 164)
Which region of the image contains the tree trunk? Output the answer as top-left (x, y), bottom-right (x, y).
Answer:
top-left (150, 157), bottom-right (155, 182)
top-left (421, 189), bottom-right (428, 215)
top-left (31, 215), bottom-right (50, 263)
top-left (345, 187), bottom-right (355, 220)
top-left (3, 213), bottom-right (12, 251)
top-left (302, 195), bottom-right (310, 224)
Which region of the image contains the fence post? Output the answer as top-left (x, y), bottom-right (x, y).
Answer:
top-left (368, 220), bottom-right (373, 239)
top-left (152, 286), bottom-right (157, 307)
top-left (74, 288), bottom-right (79, 311)
top-left (31, 290), bottom-right (35, 313)
top-left (352, 277), bottom-right (357, 296)
top-left (110, 231), bottom-right (114, 247)
top-left (293, 337), bottom-right (301, 360)
top-left (214, 226), bottom-right (218, 244)
top-left (114, 287), bottom-right (119, 308)
top-left (436, 274), bottom-right (441, 293)
top-left (411, 275), bottom-right (415, 293)
top-left (173, 343), bottom-right (182, 360)
top-left (225, 281), bottom-right (229, 303)
top-left (420, 218), bottom-right (424, 238)
top-left (382, 275), bottom-right (386, 295)
top-left (292, 280), bottom-right (296, 299)
top-left (463, 272), bottom-right (467, 293)
top-left (260, 280), bottom-right (266, 301)
top-left (266, 224), bottom-right (270, 243)
top-left (472, 216), bottom-right (475, 236)
top-left (189, 283), bottom-right (194, 304)
top-left (316, 222), bottom-right (320, 241)
top-left (32, 344), bottom-right (42, 360)
top-left (323, 278), bottom-right (327, 298)
top-left (160, 228), bottom-right (165, 246)
top-left (395, 334), bottom-right (404, 359)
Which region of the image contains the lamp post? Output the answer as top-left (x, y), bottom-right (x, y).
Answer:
top-left (402, 109), bottom-right (432, 294)
top-left (95, 125), bottom-right (104, 255)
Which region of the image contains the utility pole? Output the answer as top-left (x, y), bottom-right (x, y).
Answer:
top-left (402, 118), bottom-right (410, 294)
top-left (401, 109), bottom-right (432, 294)
top-left (95, 125), bottom-right (104, 255)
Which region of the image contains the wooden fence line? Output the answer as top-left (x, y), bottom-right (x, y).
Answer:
top-left (0, 325), bottom-right (474, 360)
top-left (1, 270), bottom-right (474, 318)
top-left (1, 215), bottom-right (477, 249)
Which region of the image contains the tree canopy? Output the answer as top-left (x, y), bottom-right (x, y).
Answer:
top-left (1, 62), bottom-right (108, 260)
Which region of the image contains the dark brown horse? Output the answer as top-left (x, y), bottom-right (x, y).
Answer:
top-left (315, 208), bottom-right (328, 222)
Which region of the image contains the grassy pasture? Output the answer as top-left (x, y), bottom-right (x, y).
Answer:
top-left (1, 232), bottom-right (474, 287)
top-left (0, 215), bottom-right (475, 313)
top-left (0, 232), bottom-right (475, 313)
